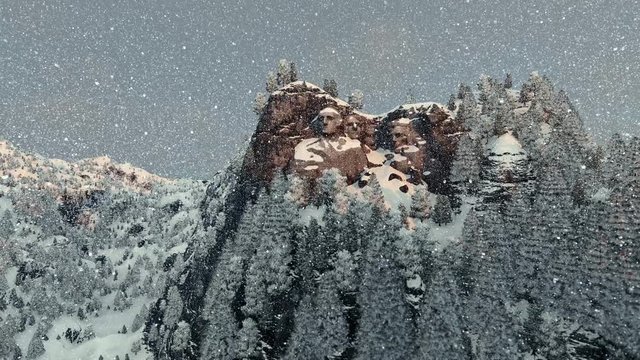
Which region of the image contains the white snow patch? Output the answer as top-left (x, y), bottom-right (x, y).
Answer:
top-left (365, 149), bottom-right (388, 166)
top-left (399, 145), bottom-right (419, 153)
top-left (487, 131), bottom-right (525, 155)
top-left (592, 187), bottom-right (611, 202)
top-left (317, 93), bottom-right (350, 107)
top-left (298, 205), bottom-right (326, 226)
top-left (427, 196), bottom-right (476, 250)
top-left (352, 110), bottom-right (377, 120)
top-left (281, 81), bottom-right (322, 91)
top-left (294, 137), bottom-right (362, 163)
top-left (318, 107), bottom-right (341, 118)
top-left (365, 165), bottom-right (414, 210)
top-left (540, 122), bottom-right (552, 139)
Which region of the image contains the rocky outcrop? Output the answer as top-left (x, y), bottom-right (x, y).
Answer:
top-left (480, 131), bottom-right (534, 202)
top-left (240, 82), bottom-right (465, 194)
top-left (293, 136), bottom-right (369, 181)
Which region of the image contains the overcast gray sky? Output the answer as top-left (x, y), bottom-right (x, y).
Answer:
top-left (1, 0), bottom-right (639, 179)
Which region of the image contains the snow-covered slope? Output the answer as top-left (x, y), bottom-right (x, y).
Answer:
top-left (1, 139), bottom-right (171, 196)
top-left (0, 140), bottom-right (208, 360)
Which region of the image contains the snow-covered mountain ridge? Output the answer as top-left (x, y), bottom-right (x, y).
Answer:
top-left (0, 139), bottom-right (209, 360)
top-left (2, 69), bottom-right (639, 360)
top-left (148, 69), bottom-right (639, 360)
top-left (1, 139), bottom-right (172, 196)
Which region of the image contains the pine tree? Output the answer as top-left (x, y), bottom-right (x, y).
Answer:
top-left (447, 94), bottom-right (457, 111)
top-left (26, 331), bottom-right (45, 360)
top-left (394, 227), bottom-right (425, 280)
top-left (252, 92), bottom-right (267, 115)
top-left (288, 61), bottom-right (298, 83)
top-left (504, 192), bottom-right (534, 297)
top-left (235, 318), bottom-right (261, 359)
top-left (283, 296), bottom-right (320, 360)
top-left (314, 276), bottom-right (349, 357)
top-left (0, 210), bottom-right (12, 238)
top-left (233, 198), bottom-right (265, 261)
top-left (277, 59), bottom-right (291, 87)
top-left (170, 321), bottom-right (191, 355)
top-left (478, 75), bottom-right (497, 115)
top-left (409, 185), bottom-right (430, 221)
top-left (131, 304), bottom-right (148, 332)
top-left (504, 73), bottom-right (513, 89)
top-left (199, 252), bottom-right (244, 360)
top-left (163, 286), bottom-right (183, 328)
top-left (348, 89), bottom-right (364, 109)
top-left (602, 176), bottom-right (640, 354)
top-left (603, 133), bottom-right (628, 187)
top-left (323, 79), bottom-right (338, 97)
top-left (458, 209), bottom-right (482, 295)
top-left (242, 175), bottom-right (295, 323)
top-left (356, 216), bottom-right (414, 360)
top-left (266, 71), bottom-right (278, 93)
top-left (294, 218), bottom-right (323, 292)
top-left (472, 207), bottom-right (517, 299)
top-left (416, 267), bottom-right (467, 360)
top-left (284, 277), bottom-right (348, 359)
top-left (450, 133), bottom-right (482, 194)
top-left (364, 174), bottom-right (386, 211)
top-left (455, 84), bottom-right (478, 127)
top-left (493, 101), bottom-right (515, 135)
top-left (518, 166), bottom-right (572, 304)
top-left (314, 169), bottom-right (348, 207)
top-left (329, 250), bottom-right (358, 295)
top-left (131, 340), bottom-right (142, 355)
top-left (342, 195), bottom-right (374, 252)
top-left (431, 195), bottom-right (452, 225)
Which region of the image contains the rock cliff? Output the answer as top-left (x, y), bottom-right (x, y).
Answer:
top-left (240, 81), bottom-right (465, 195)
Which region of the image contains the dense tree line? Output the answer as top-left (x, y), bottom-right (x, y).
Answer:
top-left (139, 73), bottom-right (639, 359)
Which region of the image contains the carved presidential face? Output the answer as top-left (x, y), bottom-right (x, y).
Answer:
top-left (391, 120), bottom-right (415, 149)
top-left (318, 107), bottom-right (343, 137)
top-left (323, 116), bottom-right (341, 136)
top-left (344, 115), bottom-right (361, 139)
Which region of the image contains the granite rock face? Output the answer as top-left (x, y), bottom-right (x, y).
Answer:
top-left (241, 81), bottom-right (465, 194)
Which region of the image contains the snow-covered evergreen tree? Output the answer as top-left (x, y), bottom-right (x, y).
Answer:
top-left (450, 133), bottom-right (482, 194)
top-left (348, 89), bottom-right (364, 109)
top-left (431, 195), bottom-right (452, 225)
top-left (409, 185), bottom-right (430, 220)
top-left (26, 331), bottom-right (45, 360)
top-left (234, 318), bottom-right (262, 360)
top-left (355, 214), bottom-right (414, 360)
top-left (323, 79), bottom-right (338, 97)
top-left (416, 267), bottom-right (467, 360)
top-left (282, 295), bottom-right (319, 360)
top-left (252, 92), bottom-right (267, 115)
top-left (284, 276), bottom-right (348, 359)
top-left (242, 174), bottom-right (296, 337)
top-left (199, 252), bottom-right (244, 360)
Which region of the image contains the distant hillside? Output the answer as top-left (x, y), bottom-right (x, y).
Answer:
top-left (0, 139), bottom-right (209, 360)
top-left (1, 139), bottom-right (171, 195)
